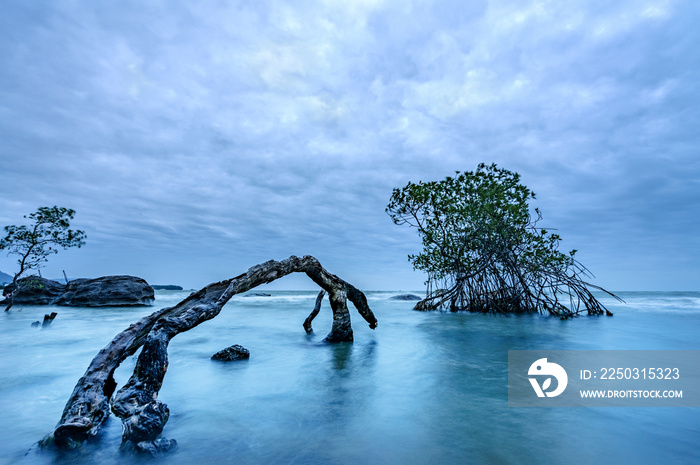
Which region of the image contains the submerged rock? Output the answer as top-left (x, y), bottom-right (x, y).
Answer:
top-left (390, 294), bottom-right (422, 301)
top-left (211, 344), bottom-right (250, 361)
top-left (3, 275), bottom-right (154, 307)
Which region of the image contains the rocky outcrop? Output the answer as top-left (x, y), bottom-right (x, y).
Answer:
top-left (211, 344), bottom-right (250, 361)
top-left (2, 275), bottom-right (154, 307)
top-left (55, 276), bottom-right (154, 307)
top-left (3, 277), bottom-right (66, 305)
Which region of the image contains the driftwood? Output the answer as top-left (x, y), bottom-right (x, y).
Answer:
top-left (38, 255), bottom-right (377, 455)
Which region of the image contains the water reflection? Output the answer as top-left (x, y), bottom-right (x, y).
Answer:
top-left (330, 341), bottom-right (353, 370)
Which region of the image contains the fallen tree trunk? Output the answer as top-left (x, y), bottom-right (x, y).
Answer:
top-left (38, 255), bottom-right (377, 455)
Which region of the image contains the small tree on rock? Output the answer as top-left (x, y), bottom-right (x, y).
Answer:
top-left (386, 163), bottom-right (619, 317)
top-left (1, 206), bottom-right (86, 311)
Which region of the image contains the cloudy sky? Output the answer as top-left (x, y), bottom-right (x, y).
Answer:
top-left (1, 0), bottom-right (698, 292)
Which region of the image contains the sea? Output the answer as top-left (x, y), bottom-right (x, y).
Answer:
top-left (1, 290), bottom-right (698, 465)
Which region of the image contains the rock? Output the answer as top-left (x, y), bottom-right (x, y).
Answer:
top-left (390, 293), bottom-right (422, 301)
top-left (3, 277), bottom-right (66, 305)
top-left (133, 437), bottom-right (178, 456)
top-left (211, 344), bottom-right (250, 361)
top-left (55, 276), bottom-right (155, 307)
top-left (244, 292), bottom-right (271, 297)
top-left (3, 275), bottom-right (154, 307)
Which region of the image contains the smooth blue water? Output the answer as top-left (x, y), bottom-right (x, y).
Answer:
top-left (1, 290), bottom-right (699, 464)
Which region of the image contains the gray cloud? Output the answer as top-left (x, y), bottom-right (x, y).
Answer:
top-left (1, 0), bottom-right (698, 291)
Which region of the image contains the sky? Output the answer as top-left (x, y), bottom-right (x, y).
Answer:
top-left (0, 0), bottom-right (698, 292)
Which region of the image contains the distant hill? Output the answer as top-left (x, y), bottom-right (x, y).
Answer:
top-left (152, 285), bottom-right (184, 291)
top-left (0, 270), bottom-right (12, 284)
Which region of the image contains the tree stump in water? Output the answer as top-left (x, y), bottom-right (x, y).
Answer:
top-left (37, 255), bottom-right (377, 455)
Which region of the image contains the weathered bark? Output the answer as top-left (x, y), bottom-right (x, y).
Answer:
top-left (39, 255), bottom-right (377, 455)
top-left (37, 304), bottom-right (179, 449)
top-left (42, 312), bottom-right (58, 327)
top-left (303, 290), bottom-right (325, 333)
